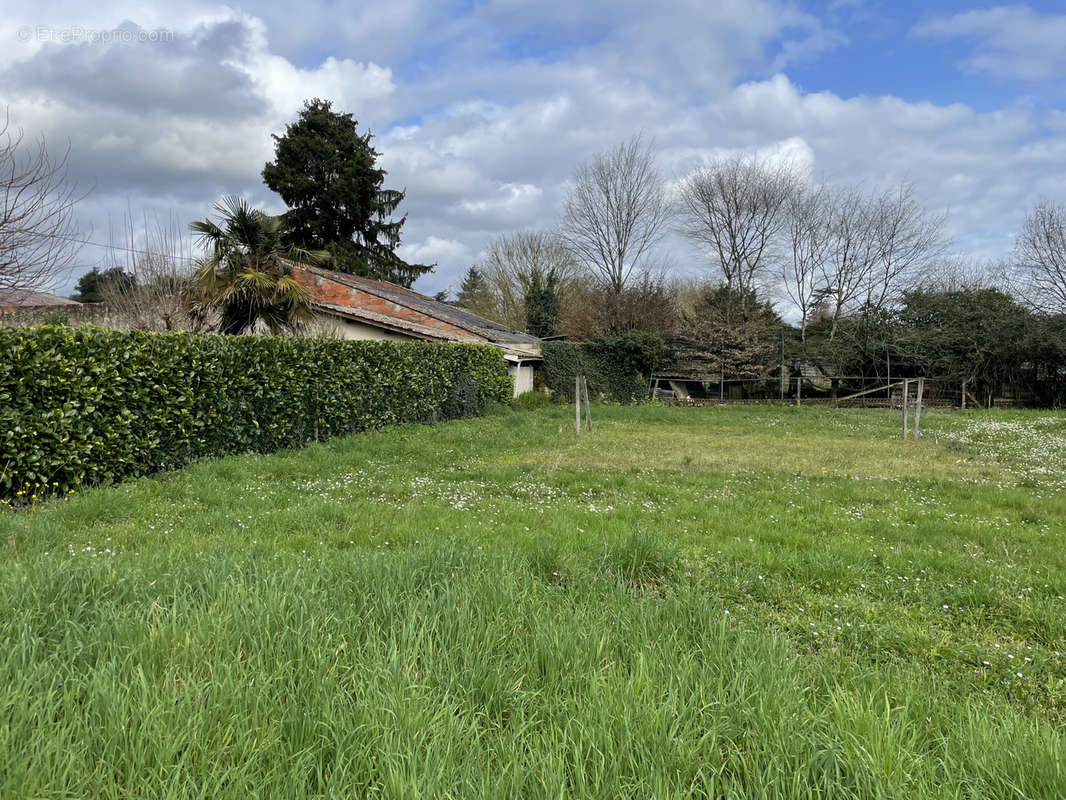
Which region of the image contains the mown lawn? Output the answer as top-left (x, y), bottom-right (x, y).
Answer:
top-left (2, 405), bottom-right (1065, 798)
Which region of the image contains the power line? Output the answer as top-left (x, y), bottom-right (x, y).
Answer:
top-left (38, 231), bottom-right (202, 264)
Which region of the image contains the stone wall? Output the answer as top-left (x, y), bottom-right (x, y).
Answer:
top-left (0, 303), bottom-right (191, 332)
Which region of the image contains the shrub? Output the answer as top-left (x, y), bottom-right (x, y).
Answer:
top-left (41, 312), bottom-right (70, 326)
top-left (0, 325), bottom-right (511, 504)
top-left (541, 331), bottom-right (666, 404)
top-left (511, 390), bottom-right (551, 411)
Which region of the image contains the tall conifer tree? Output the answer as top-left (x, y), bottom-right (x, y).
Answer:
top-left (263, 99), bottom-right (431, 287)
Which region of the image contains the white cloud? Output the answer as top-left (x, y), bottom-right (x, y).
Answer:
top-left (1, 1), bottom-right (1064, 300)
top-left (913, 5), bottom-right (1066, 81)
top-left (459, 183), bottom-right (543, 226)
top-left (225, 14), bottom-right (395, 119)
top-left (397, 235), bottom-right (469, 267)
top-left (2, 11), bottom-right (396, 193)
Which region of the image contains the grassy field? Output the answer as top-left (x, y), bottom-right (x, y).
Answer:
top-left (2, 404), bottom-right (1065, 798)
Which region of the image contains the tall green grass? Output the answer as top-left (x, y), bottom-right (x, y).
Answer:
top-left (1, 405), bottom-right (1064, 797)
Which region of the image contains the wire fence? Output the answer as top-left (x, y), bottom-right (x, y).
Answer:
top-left (648, 374), bottom-right (1026, 409)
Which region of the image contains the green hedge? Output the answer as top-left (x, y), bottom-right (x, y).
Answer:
top-left (0, 326), bottom-right (511, 504)
top-left (541, 332), bottom-right (665, 404)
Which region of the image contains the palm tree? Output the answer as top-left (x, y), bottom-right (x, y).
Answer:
top-left (186, 196), bottom-right (328, 335)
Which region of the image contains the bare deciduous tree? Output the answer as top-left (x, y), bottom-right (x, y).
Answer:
top-left (916, 255), bottom-right (993, 292)
top-left (478, 230), bottom-right (578, 329)
top-left (561, 135), bottom-right (669, 295)
top-left (781, 186), bottom-right (831, 340)
top-left (817, 188), bottom-right (878, 339)
top-left (818, 183), bottom-right (944, 338)
top-left (560, 269), bottom-right (677, 339)
top-left (99, 210), bottom-right (195, 331)
top-left (0, 114), bottom-right (83, 293)
top-left (677, 155), bottom-right (801, 294)
top-left (1014, 199), bottom-right (1066, 313)
top-left (861, 184), bottom-right (946, 312)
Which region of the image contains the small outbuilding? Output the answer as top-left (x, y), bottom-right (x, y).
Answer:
top-left (288, 262), bottom-right (540, 397)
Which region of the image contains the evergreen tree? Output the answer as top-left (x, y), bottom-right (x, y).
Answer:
top-left (262, 99), bottom-right (431, 288)
top-left (524, 268), bottom-right (561, 338)
top-left (894, 287), bottom-right (1032, 400)
top-left (455, 266), bottom-right (496, 318)
top-left (71, 267), bottom-right (135, 303)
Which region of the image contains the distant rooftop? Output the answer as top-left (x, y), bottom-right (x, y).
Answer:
top-left (0, 289), bottom-right (78, 308)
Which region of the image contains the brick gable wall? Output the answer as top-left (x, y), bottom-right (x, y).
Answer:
top-left (291, 269), bottom-right (480, 342)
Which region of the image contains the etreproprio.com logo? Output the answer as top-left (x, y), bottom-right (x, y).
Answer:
top-left (16, 25), bottom-right (175, 44)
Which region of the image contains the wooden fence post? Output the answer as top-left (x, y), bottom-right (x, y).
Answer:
top-left (796, 375), bottom-right (802, 407)
top-left (582, 376), bottom-right (593, 431)
top-left (902, 379), bottom-right (909, 439)
top-left (914, 378), bottom-right (924, 442)
top-left (575, 375), bottom-right (581, 435)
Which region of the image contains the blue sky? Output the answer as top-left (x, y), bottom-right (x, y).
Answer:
top-left (1, 0), bottom-right (1065, 297)
top-left (787, 1), bottom-right (1066, 111)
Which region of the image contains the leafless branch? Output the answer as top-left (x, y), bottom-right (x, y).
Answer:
top-left (1014, 199), bottom-right (1066, 313)
top-left (781, 185), bottom-right (831, 340)
top-left (914, 255), bottom-right (993, 292)
top-left (817, 187), bottom-right (877, 338)
top-left (561, 135), bottom-right (669, 295)
top-left (0, 112), bottom-right (84, 293)
top-left (478, 230), bottom-right (578, 330)
top-left (817, 183), bottom-right (945, 338)
top-left (99, 208), bottom-right (195, 331)
top-left (861, 184), bottom-right (947, 311)
top-left (677, 154), bottom-right (802, 294)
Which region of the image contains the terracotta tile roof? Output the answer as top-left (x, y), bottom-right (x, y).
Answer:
top-left (313, 301), bottom-right (480, 342)
top-left (288, 261), bottom-right (541, 357)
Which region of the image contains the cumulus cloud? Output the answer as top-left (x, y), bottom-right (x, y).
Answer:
top-left (1, 11), bottom-right (394, 194)
top-left (912, 5), bottom-right (1066, 81)
top-left (397, 235), bottom-right (469, 267)
top-left (1, 6), bottom-right (398, 286)
top-left (1, 1), bottom-right (1064, 298)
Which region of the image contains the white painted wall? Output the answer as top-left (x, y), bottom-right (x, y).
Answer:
top-left (508, 362), bottom-right (535, 397)
top-left (313, 315), bottom-right (416, 342)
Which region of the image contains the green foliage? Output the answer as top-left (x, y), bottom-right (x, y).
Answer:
top-left (600, 529), bottom-right (680, 589)
top-left (40, 312), bottom-right (69, 326)
top-left (895, 288), bottom-right (1034, 397)
top-left (455, 266), bottom-right (495, 318)
top-left (262, 98), bottom-right (431, 287)
top-left (670, 285), bottom-right (782, 379)
top-left (793, 288), bottom-right (1066, 405)
top-left (186, 195), bottom-right (329, 335)
top-left (2, 406), bottom-right (1065, 796)
top-left (797, 308), bottom-right (894, 380)
top-left (542, 331), bottom-right (665, 403)
top-left (510, 390), bottom-right (551, 411)
top-left (0, 325), bottom-right (510, 503)
top-left (71, 266), bottom-right (136, 303)
top-left (1030, 314), bottom-right (1066, 406)
top-left (524, 268), bottom-right (561, 337)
